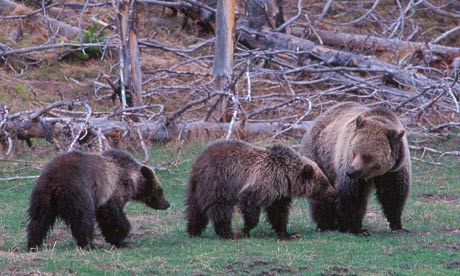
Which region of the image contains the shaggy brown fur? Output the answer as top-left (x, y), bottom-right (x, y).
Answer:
top-left (185, 140), bottom-right (336, 240)
top-left (27, 150), bottom-right (170, 250)
top-left (300, 102), bottom-right (411, 235)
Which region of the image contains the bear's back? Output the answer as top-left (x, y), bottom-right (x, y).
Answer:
top-left (308, 102), bottom-right (402, 146)
top-left (314, 102), bottom-right (365, 128)
top-left (37, 151), bottom-right (116, 206)
top-left (195, 140), bottom-right (262, 169)
top-left (39, 151), bottom-right (102, 183)
top-left (191, 140), bottom-right (260, 194)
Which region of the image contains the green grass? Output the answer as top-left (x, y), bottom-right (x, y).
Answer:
top-left (1, 141), bottom-right (460, 275)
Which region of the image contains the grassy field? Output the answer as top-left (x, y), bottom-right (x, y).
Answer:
top-left (1, 141), bottom-right (460, 275)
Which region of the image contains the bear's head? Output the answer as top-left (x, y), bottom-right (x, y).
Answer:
top-left (266, 144), bottom-right (336, 202)
top-left (136, 166), bottom-right (170, 210)
top-left (346, 114), bottom-right (406, 180)
top-left (298, 157), bottom-right (336, 202)
top-left (267, 145), bottom-right (336, 201)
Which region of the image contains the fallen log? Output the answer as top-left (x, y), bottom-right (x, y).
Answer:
top-left (236, 19), bottom-right (460, 95)
top-left (1, 100), bottom-right (311, 157)
top-left (0, 0), bottom-right (80, 38)
top-left (12, 116), bottom-right (310, 147)
top-left (296, 28), bottom-right (460, 58)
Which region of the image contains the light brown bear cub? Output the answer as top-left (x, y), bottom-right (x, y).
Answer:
top-left (185, 140), bottom-right (336, 240)
top-left (27, 150), bottom-right (170, 250)
top-left (300, 102), bottom-right (411, 235)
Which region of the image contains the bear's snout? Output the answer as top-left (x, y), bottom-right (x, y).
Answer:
top-left (149, 197), bottom-right (171, 210)
top-left (345, 167), bottom-right (362, 179)
top-left (325, 185), bottom-right (337, 202)
top-left (158, 198), bottom-right (171, 210)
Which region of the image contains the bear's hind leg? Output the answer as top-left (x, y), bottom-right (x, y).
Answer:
top-left (58, 191), bottom-right (95, 249)
top-left (185, 197), bottom-right (209, 237)
top-left (27, 192), bottom-right (57, 250)
top-left (374, 169), bottom-right (410, 232)
top-left (265, 198), bottom-right (297, 240)
top-left (207, 204), bottom-right (233, 239)
top-left (96, 199), bottom-right (131, 247)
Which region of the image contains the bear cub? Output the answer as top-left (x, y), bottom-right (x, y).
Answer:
top-left (185, 140), bottom-right (336, 240)
top-left (27, 149), bottom-right (170, 250)
top-left (300, 102), bottom-right (411, 235)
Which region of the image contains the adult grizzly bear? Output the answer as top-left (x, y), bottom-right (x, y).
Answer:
top-left (27, 150), bottom-right (170, 250)
top-left (185, 140), bottom-right (336, 240)
top-left (300, 102), bottom-right (411, 235)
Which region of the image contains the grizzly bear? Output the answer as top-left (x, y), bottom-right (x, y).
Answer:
top-left (300, 102), bottom-right (411, 235)
top-left (27, 150), bottom-right (170, 250)
top-left (185, 140), bottom-right (336, 240)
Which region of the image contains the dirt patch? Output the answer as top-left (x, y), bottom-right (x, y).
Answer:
top-left (41, 225), bottom-right (111, 249)
top-left (447, 261), bottom-right (460, 270)
top-left (0, 247), bottom-right (21, 254)
top-left (416, 228), bottom-right (460, 235)
top-left (321, 265), bottom-right (357, 276)
top-left (45, 226), bottom-right (74, 244)
top-left (299, 265), bottom-right (312, 272)
top-left (221, 258), bottom-right (293, 275)
top-left (97, 262), bottom-right (121, 271)
top-left (128, 214), bottom-right (169, 226)
top-left (418, 193), bottom-right (460, 203)
top-left (424, 243), bottom-right (460, 251)
top-left (5, 266), bottom-right (54, 276)
top-left (127, 231), bottom-right (148, 241)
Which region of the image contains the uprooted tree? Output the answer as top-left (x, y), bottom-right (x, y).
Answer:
top-left (0, 0), bottom-right (459, 160)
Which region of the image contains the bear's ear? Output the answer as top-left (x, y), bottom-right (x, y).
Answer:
top-left (355, 115), bottom-right (366, 130)
top-left (387, 129), bottom-right (405, 141)
top-left (141, 166), bottom-right (155, 180)
top-left (302, 164), bottom-right (314, 179)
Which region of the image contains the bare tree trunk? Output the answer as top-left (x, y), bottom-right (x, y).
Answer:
top-left (205, 0), bottom-right (236, 122)
top-left (128, 3), bottom-right (143, 107)
top-left (246, 0), bottom-right (284, 30)
top-left (114, 0), bottom-right (143, 108)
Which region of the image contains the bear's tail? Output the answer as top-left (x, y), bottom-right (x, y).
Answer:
top-left (27, 185), bottom-right (57, 251)
top-left (185, 178), bottom-right (208, 236)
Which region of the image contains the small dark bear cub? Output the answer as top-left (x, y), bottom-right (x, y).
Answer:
top-left (185, 140), bottom-right (336, 240)
top-left (27, 149), bottom-right (170, 251)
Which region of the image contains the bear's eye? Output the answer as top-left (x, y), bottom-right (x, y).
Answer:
top-left (362, 155), bottom-right (373, 162)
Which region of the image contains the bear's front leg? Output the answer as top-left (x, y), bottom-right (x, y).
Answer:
top-left (96, 199), bottom-right (132, 247)
top-left (335, 179), bottom-right (372, 235)
top-left (265, 198), bottom-right (300, 240)
top-left (374, 169), bottom-right (410, 233)
top-left (309, 200), bottom-right (337, 232)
